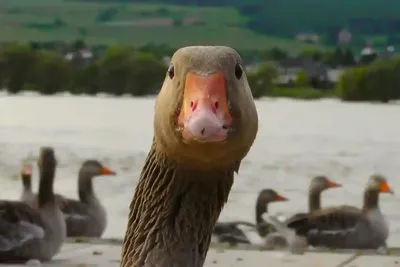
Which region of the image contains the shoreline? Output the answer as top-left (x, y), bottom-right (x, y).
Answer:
top-left (66, 237), bottom-right (400, 256)
top-left (4, 238), bottom-right (394, 267)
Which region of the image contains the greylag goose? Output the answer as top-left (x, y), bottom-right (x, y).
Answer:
top-left (212, 221), bottom-right (255, 245)
top-left (56, 160), bottom-right (115, 237)
top-left (287, 174), bottom-right (393, 249)
top-left (19, 163), bottom-right (35, 207)
top-left (212, 189), bottom-right (288, 246)
top-left (256, 176), bottom-right (341, 251)
top-left (28, 160), bottom-right (116, 237)
top-left (283, 176), bottom-right (341, 223)
top-left (0, 147), bottom-right (66, 263)
top-left (255, 189), bottom-right (288, 237)
top-left (120, 46), bottom-right (258, 267)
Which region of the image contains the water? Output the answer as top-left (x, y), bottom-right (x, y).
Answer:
top-left (1, 93), bottom-right (400, 245)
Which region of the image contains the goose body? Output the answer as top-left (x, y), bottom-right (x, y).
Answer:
top-left (212, 221), bottom-right (255, 245)
top-left (287, 174), bottom-right (393, 249)
top-left (0, 147), bottom-right (65, 263)
top-left (120, 46), bottom-right (258, 267)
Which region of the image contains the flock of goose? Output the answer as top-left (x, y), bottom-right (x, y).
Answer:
top-left (0, 46), bottom-right (393, 266)
top-left (212, 175), bottom-right (394, 251)
top-left (0, 147), bottom-right (116, 262)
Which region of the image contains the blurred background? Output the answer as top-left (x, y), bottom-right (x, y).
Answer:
top-left (1, 0), bottom-right (400, 246)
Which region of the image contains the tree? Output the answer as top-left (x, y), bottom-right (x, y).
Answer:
top-left (98, 46), bottom-right (136, 95)
top-left (342, 49), bottom-right (356, 66)
top-left (336, 56), bottom-right (400, 102)
top-left (295, 71), bottom-right (308, 87)
top-left (33, 51), bottom-right (71, 94)
top-left (129, 52), bottom-right (166, 95)
top-left (0, 44), bottom-right (38, 93)
top-left (247, 62), bottom-right (279, 98)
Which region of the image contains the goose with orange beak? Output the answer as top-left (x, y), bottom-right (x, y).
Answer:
top-left (287, 174), bottom-right (393, 249)
top-left (26, 160), bottom-right (116, 238)
top-left (19, 163), bottom-right (35, 207)
top-left (282, 176), bottom-right (342, 224)
top-left (121, 46), bottom-right (258, 267)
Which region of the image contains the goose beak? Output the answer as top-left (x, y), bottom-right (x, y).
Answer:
top-left (326, 179), bottom-right (341, 188)
top-left (380, 181), bottom-right (394, 194)
top-left (177, 72), bottom-right (233, 143)
top-left (101, 167), bottom-right (116, 175)
top-left (275, 194), bottom-right (289, 201)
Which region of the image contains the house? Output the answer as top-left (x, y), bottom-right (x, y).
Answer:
top-left (357, 44), bottom-right (396, 64)
top-left (276, 57), bottom-right (329, 85)
top-left (378, 46), bottom-right (396, 59)
top-left (64, 47), bottom-right (94, 67)
top-left (337, 28), bottom-right (352, 45)
top-left (295, 33), bottom-right (320, 44)
top-left (65, 48), bottom-right (93, 61)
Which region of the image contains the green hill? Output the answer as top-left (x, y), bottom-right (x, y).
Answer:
top-left (2, 0), bottom-right (399, 51)
top-left (0, 0), bottom-right (327, 51)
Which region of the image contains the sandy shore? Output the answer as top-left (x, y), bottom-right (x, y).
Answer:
top-left (1, 239), bottom-right (399, 267)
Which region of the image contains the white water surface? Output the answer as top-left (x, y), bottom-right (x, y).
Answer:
top-left (1, 93), bottom-right (400, 245)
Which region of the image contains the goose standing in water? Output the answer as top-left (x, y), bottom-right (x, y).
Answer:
top-left (0, 147), bottom-right (66, 263)
top-left (287, 174), bottom-right (393, 249)
top-left (120, 46), bottom-right (258, 267)
top-left (19, 163), bottom-right (35, 207)
top-left (212, 189), bottom-right (288, 246)
top-left (27, 160), bottom-right (116, 237)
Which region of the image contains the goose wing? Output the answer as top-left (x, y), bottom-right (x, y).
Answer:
top-left (55, 195), bottom-right (92, 237)
top-left (0, 200), bottom-right (45, 260)
top-left (286, 205), bottom-right (377, 249)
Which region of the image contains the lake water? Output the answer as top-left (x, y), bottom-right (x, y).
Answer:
top-left (1, 93), bottom-right (400, 245)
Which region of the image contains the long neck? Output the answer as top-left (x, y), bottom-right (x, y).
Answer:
top-left (255, 197), bottom-right (268, 226)
top-left (21, 175), bottom-right (32, 192)
top-left (308, 188), bottom-right (321, 212)
top-left (78, 170), bottom-right (95, 203)
top-left (362, 188), bottom-right (379, 211)
top-left (37, 165), bottom-right (55, 207)
top-left (255, 198), bottom-right (270, 237)
top-left (121, 144), bottom-right (235, 267)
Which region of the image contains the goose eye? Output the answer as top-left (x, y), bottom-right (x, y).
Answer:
top-left (167, 65), bottom-right (175, 79)
top-left (234, 63), bottom-right (243, 80)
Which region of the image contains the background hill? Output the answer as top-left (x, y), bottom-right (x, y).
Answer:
top-left (1, 0), bottom-right (399, 51)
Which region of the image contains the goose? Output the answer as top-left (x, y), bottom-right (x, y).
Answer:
top-left (27, 160), bottom-right (116, 237)
top-left (53, 160), bottom-right (115, 237)
top-left (0, 147), bottom-right (66, 263)
top-left (286, 174), bottom-right (393, 249)
top-left (283, 176), bottom-right (341, 223)
top-left (19, 163), bottom-right (35, 207)
top-left (120, 46), bottom-right (258, 267)
top-left (212, 189), bottom-right (288, 246)
top-left (260, 176), bottom-right (342, 250)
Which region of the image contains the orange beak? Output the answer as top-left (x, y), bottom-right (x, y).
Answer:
top-left (101, 167), bottom-right (116, 175)
top-left (274, 194), bottom-right (289, 201)
top-left (380, 181), bottom-right (394, 194)
top-left (177, 72), bottom-right (233, 143)
top-left (326, 179), bottom-right (341, 188)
